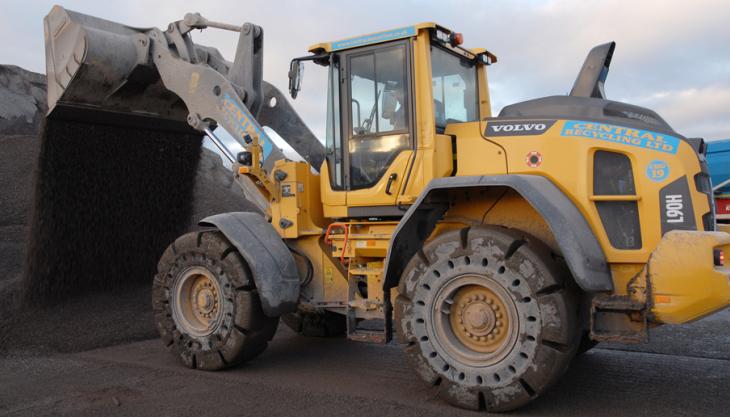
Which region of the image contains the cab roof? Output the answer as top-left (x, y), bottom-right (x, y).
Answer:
top-left (308, 22), bottom-right (437, 53)
top-left (307, 22), bottom-right (495, 62)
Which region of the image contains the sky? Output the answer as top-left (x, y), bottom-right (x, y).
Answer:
top-left (2, 0), bottom-right (729, 141)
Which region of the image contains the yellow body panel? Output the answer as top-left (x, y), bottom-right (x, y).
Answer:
top-left (484, 119), bottom-right (712, 265)
top-left (286, 235), bottom-right (348, 309)
top-left (346, 151), bottom-right (412, 207)
top-left (646, 231), bottom-right (730, 323)
top-left (440, 189), bottom-right (558, 252)
top-left (319, 160), bottom-right (347, 218)
top-left (450, 123), bottom-right (506, 176)
top-left (271, 160), bottom-right (325, 238)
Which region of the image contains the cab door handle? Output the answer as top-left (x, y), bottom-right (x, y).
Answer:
top-left (385, 173), bottom-right (398, 195)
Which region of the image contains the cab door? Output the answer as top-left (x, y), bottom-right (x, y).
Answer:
top-left (322, 40), bottom-right (415, 218)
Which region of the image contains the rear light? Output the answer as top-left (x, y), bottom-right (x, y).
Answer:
top-left (715, 249), bottom-right (725, 267)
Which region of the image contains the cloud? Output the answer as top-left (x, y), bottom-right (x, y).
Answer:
top-left (630, 85), bottom-right (730, 139)
top-left (1, 0), bottom-right (728, 140)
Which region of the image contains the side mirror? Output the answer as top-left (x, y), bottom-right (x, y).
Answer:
top-left (288, 60), bottom-right (303, 99)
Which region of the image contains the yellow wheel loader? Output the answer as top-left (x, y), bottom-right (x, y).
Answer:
top-left (43, 6), bottom-right (730, 412)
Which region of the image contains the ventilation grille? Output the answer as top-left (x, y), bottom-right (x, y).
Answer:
top-left (593, 151), bottom-right (642, 249)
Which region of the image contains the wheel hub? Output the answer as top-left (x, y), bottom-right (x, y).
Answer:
top-left (172, 266), bottom-right (224, 337)
top-left (451, 285), bottom-right (510, 352)
top-left (192, 279), bottom-right (219, 319)
top-left (432, 275), bottom-right (519, 367)
top-left (461, 296), bottom-right (496, 335)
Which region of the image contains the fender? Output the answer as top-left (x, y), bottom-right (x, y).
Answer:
top-left (383, 175), bottom-right (613, 293)
top-left (199, 212), bottom-right (299, 317)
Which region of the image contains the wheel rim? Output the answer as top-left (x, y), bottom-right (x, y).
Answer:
top-left (171, 266), bottom-right (224, 337)
top-left (432, 274), bottom-right (519, 367)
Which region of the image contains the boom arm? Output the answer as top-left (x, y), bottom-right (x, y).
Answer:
top-left (150, 24), bottom-right (286, 166)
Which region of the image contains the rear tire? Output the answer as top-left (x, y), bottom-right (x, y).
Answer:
top-left (152, 230), bottom-right (278, 370)
top-left (396, 226), bottom-right (579, 412)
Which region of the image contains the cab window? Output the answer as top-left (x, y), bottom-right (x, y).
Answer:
top-left (347, 43), bottom-right (410, 189)
top-left (430, 46), bottom-right (478, 132)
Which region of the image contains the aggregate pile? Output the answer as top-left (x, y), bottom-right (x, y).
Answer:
top-left (0, 65), bottom-right (257, 353)
top-left (0, 65), bottom-right (46, 135)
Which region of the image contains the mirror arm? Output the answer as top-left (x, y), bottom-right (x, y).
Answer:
top-left (288, 52), bottom-right (330, 99)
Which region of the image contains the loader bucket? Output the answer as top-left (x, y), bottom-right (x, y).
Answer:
top-left (24, 7), bottom-right (205, 303)
top-left (43, 5), bottom-right (189, 129)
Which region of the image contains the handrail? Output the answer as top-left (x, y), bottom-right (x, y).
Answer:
top-left (324, 223), bottom-right (351, 265)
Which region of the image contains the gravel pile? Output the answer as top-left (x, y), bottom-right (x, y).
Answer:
top-left (0, 65), bottom-right (257, 354)
top-left (0, 65), bottom-right (46, 135)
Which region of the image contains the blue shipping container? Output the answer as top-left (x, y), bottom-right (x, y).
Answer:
top-left (707, 139), bottom-right (730, 194)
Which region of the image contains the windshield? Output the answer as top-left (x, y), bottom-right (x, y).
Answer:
top-left (430, 45), bottom-right (479, 131)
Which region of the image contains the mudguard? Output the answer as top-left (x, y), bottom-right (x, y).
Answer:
top-left (382, 175), bottom-right (614, 293)
top-left (199, 212), bottom-right (299, 317)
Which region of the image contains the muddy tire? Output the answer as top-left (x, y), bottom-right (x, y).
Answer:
top-left (282, 310), bottom-right (347, 337)
top-left (396, 226), bottom-right (579, 412)
top-left (152, 230), bottom-right (278, 370)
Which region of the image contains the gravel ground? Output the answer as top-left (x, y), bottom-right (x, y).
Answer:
top-left (0, 284), bottom-right (156, 354)
top-left (1, 322), bottom-right (729, 417)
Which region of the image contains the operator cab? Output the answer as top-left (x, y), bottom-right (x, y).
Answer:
top-left (288, 23), bottom-right (496, 218)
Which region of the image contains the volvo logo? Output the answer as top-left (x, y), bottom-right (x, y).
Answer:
top-left (485, 120), bottom-right (556, 136)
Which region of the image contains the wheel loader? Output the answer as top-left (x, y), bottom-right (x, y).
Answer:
top-left (42, 6), bottom-right (730, 412)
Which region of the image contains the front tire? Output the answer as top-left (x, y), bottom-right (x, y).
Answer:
top-left (152, 230), bottom-right (278, 370)
top-left (396, 226), bottom-right (578, 412)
